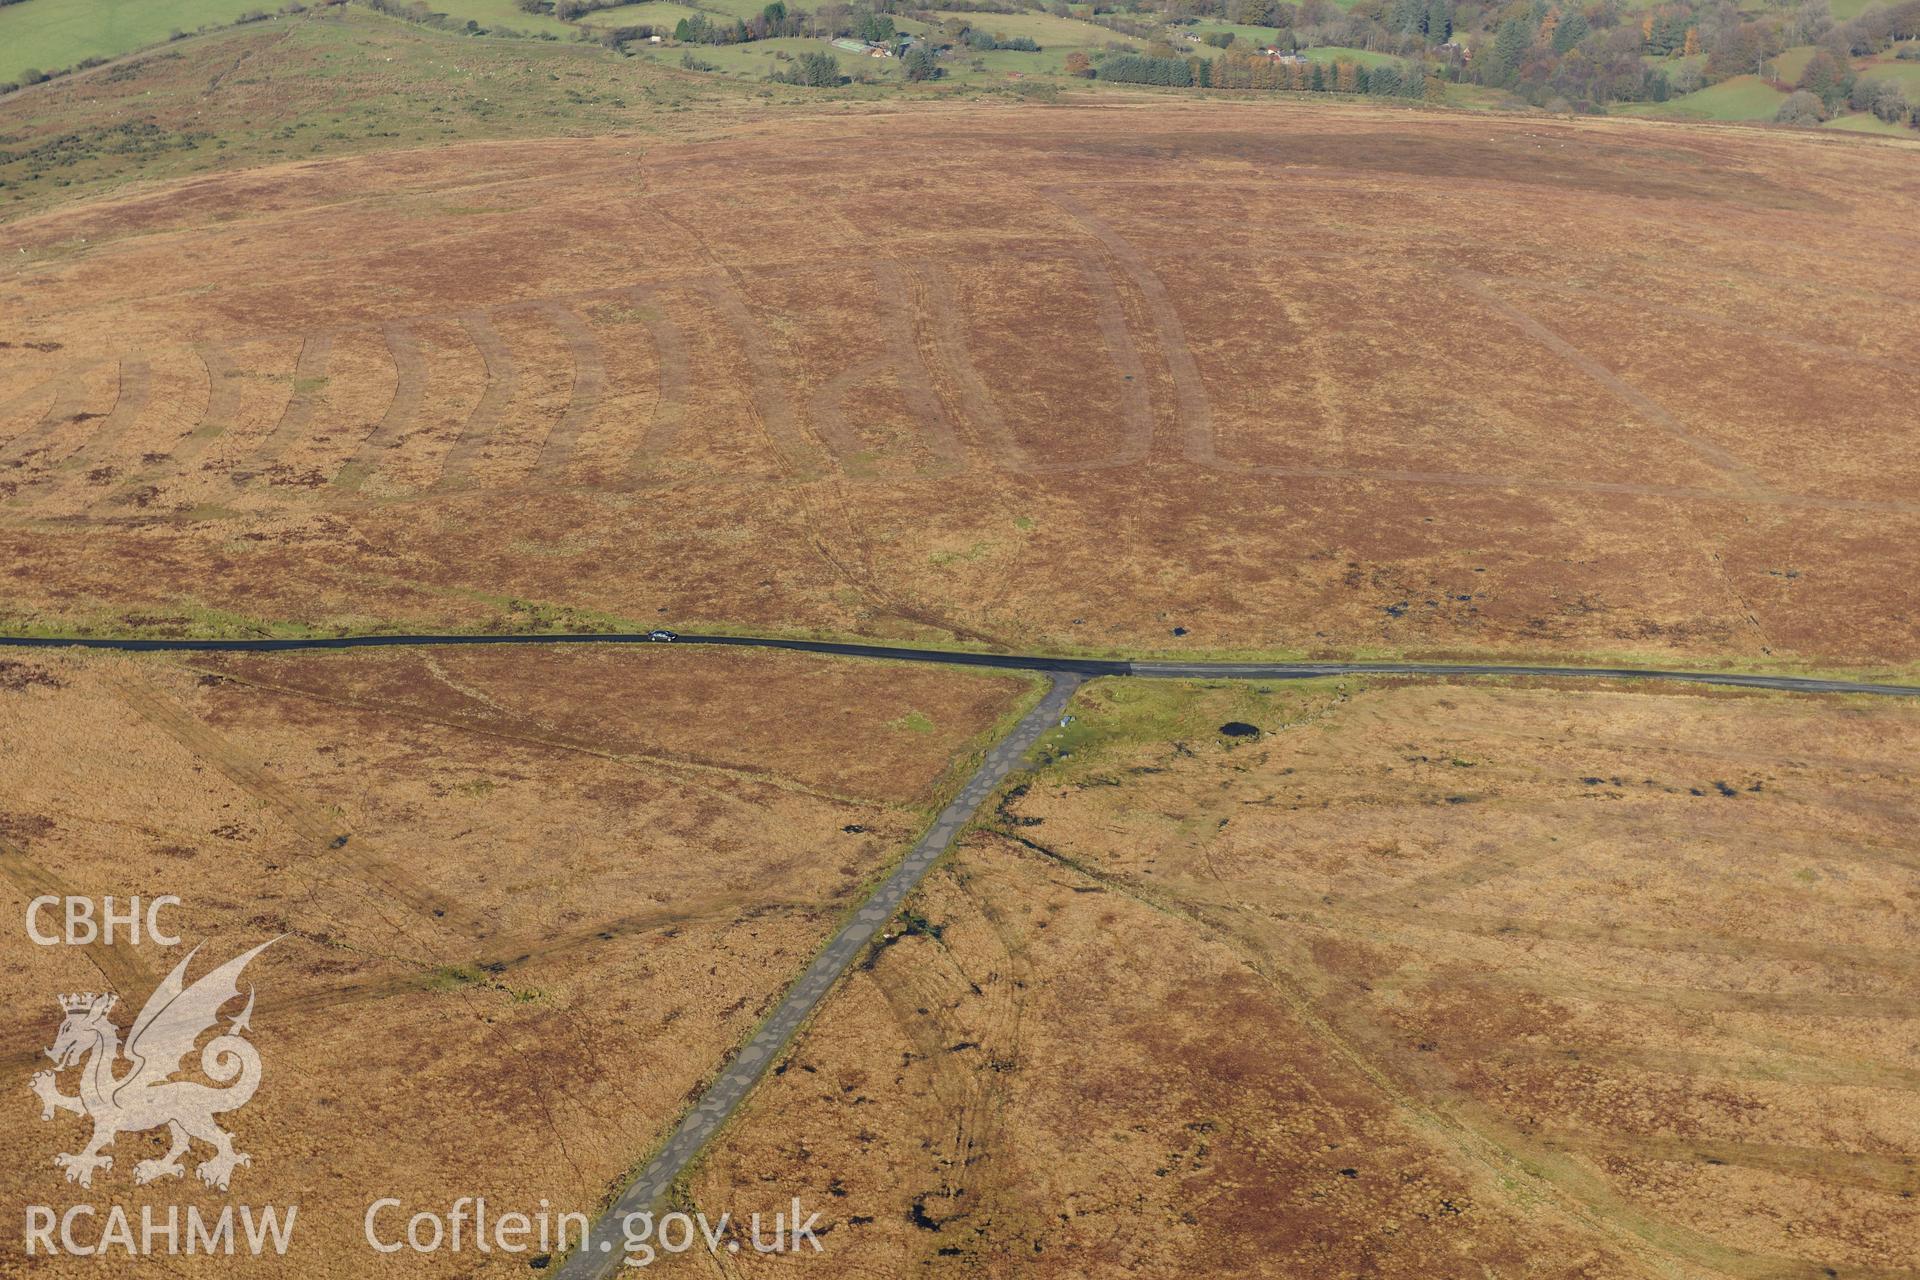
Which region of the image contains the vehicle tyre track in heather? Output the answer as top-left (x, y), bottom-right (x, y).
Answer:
top-left (62, 355), bottom-right (150, 468)
top-left (910, 261), bottom-right (1035, 471)
top-left (434, 311), bottom-right (518, 491)
top-left (694, 273), bottom-right (824, 479)
top-left (99, 667), bottom-right (486, 940)
top-left (1045, 187), bottom-right (1215, 463)
top-left (808, 353), bottom-right (893, 465)
top-left (1457, 274), bottom-right (1771, 497)
top-left (868, 258), bottom-right (968, 472)
top-left (531, 302), bottom-right (608, 483)
top-left (1075, 247), bottom-right (1155, 470)
top-left (0, 839), bottom-right (154, 998)
top-left (156, 344), bottom-right (239, 476)
top-left (334, 323), bottom-right (426, 493)
top-left (622, 285), bottom-right (691, 481)
top-left (0, 359), bottom-right (108, 474)
top-left (248, 332), bottom-right (333, 469)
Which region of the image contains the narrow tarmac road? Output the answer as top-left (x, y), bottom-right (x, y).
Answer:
top-left (553, 674), bottom-right (1082, 1278)
top-left (3, 631), bottom-right (1916, 697)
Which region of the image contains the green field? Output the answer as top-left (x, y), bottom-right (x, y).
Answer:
top-left (629, 19), bottom-right (1083, 83)
top-left (427, 0), bottom-right (576, 35)
top-left (1304, 44), bottom-right (1408, 69)
top-left (575, 0), bottom-right (702, 28)
top-left (635, 33), bottom-right (883, 77)
top-left (1829, 0), bottom-right (1880, 18)
top-left (1186, 20), bottom-right (1284, 45)
top-left (1771, 44), bottom-right (1818, 83)
top-left (918, 9), bottom-right (1135, 49)
top-left (1444, 82), bottom-right (1516, 108)
top-left (0, 0), bottom-right (283, 84)
top-left (1619, 73), bottom-right (1786, 120)
top-left (1823, 110), bottom-right (1918, 133)
top-left (1856, 58), bottom-right (1920, 90)
top-left (949, 44), bottom-right (1072, 77)
top-left (682, 0), bottom-right (788, 19)
top-left (1647, 51), bottom-right (1707, 79)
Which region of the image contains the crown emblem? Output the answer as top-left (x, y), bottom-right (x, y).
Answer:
top-left (57, 992), bottom-right (114, 1016)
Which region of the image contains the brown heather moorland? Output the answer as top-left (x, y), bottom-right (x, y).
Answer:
top-left (681, 677), bottom-right (1920, 1279)
top-left (0, 646), bottom-right (1033, 1276)
top-left (5, 20), bottom-right (1919, 1279)
top-left (2, 99), bottom-right (1918, 669)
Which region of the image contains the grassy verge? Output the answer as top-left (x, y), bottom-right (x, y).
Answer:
top-left (1017, 675), bottom-right (1350, 784)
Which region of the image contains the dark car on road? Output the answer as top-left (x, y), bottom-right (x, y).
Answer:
top-left (647, 629), bottom-right (677, 642)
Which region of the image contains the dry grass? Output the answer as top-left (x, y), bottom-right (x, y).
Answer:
top-left (0, 646), bottom-right (1030, 1276)
top-left (681, 677), bottom-right (1920, 1277)
top-left (0, 103), bottom-right (1916, 669)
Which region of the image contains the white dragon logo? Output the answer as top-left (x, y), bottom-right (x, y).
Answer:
top-left (29, 939), bottom-right (279, 1191)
